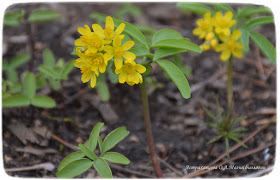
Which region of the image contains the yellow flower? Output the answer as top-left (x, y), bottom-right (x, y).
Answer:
top-left (115, 60), bottom-right (146, 86)
top-left (92, 16), bottom-right (125, 44)
top-left (75, 25), bottom-right (105, 53)
top-left (214, 11), bottom-right (236, 36)
top-left (104, 36), bottom-right (136, 70)
top-left (215, 30), bottom-right (244, 61)
top-left (193, 12), bottom-right (214, 39)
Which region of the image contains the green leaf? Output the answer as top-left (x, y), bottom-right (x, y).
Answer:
top-left (43, 49), bottom-right (55, 68)
top-left (98, 137), bottom-right (104, 155)
top-left (134, 24), bottom-right (156, 34)
top-left (243, 16), bottom-right (274, 30)
top-left (103, 127), bottom-right (130, 153)
top-left (9, 53), bottom-right (30, 69)
top-left (113, 18), bottom-right (148, 47)
top-left (92, 158), bottom-right (113, 178)
top-left (38, 65), bottom-right (60, 79)
top-left (151, 29), bottom-right (184, 46)
top-left (23, 72), bottom-right (36, 98)
top-left (202, 105), bottom-right (219, 124)
top-left (61, 59), bottom-right (75, 79)
top-left (153, 48), bottom-right (187, 61)
top-left (89, 12), bottom-right (106, 24)
top-left (151, 39), bottom-right (202, 53)
top-left (36, 74), bottom-right (47, 89)
top-left (2, 91), bottom-right (11, 99)
top-left (89, 122), bottom-right (104, 151)
top-left (240, 28), bottom-right (250, 52)
top-left (49, 80), bottom-right (61, 91)
top-left (212, 3), bottom-right (235, 15)
top-left (237, 6), bottom-right (271, 19)
top-left (250, 31), bottom-right (276, 64)
top-left (6, 69), bottom-right (18, 82)
top-left (142, 63), bottom-right (153, 77)
top-left (57, 151), bottom-right (85, 171)
top-left (4, 10), bottom-right (24, 27)
top-left (56, 58), bottom-right (65, 68)
top-left (208, 135), bottom-right (223, 144)
top-left (228, 133), bottom-right (248, 148)
top-left (77, 144), bottom-right (97, 161)
top-left (96, 79), bottom-right (110, 102)
top-left (156, 60), bottom-right (191, 99)
top-left (101, 152), bottom-right (130, 165)
top-left (225, 137), bottom-right (230, 155)
top-left (2, 94), bottom-right (30, 108)
top-left (129, 46), bottom-right (150, 57)
top-left (31, 95), bottom-right (56, 108)
top-left (9, 82), bottom-right (22, 94)
top-left (177, 2), bottom-right (213, 16)
top-left (28, 10), bottom-right (61, 23)
top-left (56, 158), bottom-right (92, 178)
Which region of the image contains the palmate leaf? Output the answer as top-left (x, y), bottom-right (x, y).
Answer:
top-left (102, 152), bottom-right (130, 165)
top-left (177, 2), bottom-right (213, 16)
top-left (93, 158), bottom-right (113, 178)
top-left (237, 6), bottom-right (271, 19)
top-left (151, 29), bottom-right (184, 46)
top-left (2, 94), bottom-right (30, 108)
top-left (57, 151), bottom-right (85, 171)
top-left (153, 48), bottom-right (187, 61)
top-left (129, 46), bottom-right (150, 57)
top-left (28, 10), bottom-right (61, 23)
top-left (156, 60), bottom-right (190, 99)
top-left (102, 127), bottom-right (130, 153)
top-left (243, 16), bottom-right (274, 31)
top-left (23, 72), bottom-right (36, 98)
top-left (56, 158), bottom-right (92, 178)
top-left (89, 122), bottom-right (104, 151)
top-left (30, 95), bottom-right (56, 108)
top-left (77, 144), bottom-right (97, 161)
top-left (249, 31), bottom-right (276, 64)
top-left (151, 39), bottom-right (202, 53)
top-left (240, 28), bottom-right (250, 52)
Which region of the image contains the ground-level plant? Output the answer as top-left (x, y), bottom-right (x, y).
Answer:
top-left (68, 15), bottom-right (201, 177)
top-left (56, 122), bottom-right (130, 178)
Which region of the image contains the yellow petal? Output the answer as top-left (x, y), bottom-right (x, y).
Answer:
top-left (81, 73), bottom-right (91, 83)
top-left (122, 41), bottom-right (135, 51)
top-left (223, 28), bottom-right (231, 36)
top-left (104, 53), bottom-right (114, 60)
top-left (114, 57), bottom-right (123, 69)
top-left (99, 64), bottom-right (106, 73)
top-left (232, 49), bottom-right (243, 58)
top-left (225, 11), bottom-right (233, 20)
top-left (192, 28), bottom-right (202, 36)
top-left (220, 50), bottom-right (231, 61)
top-left (115, 23), bottom-right (125, 35)
top-left (138, 73), bottom-right (143, 83)
top-left (103, 45), bottom-right (114, 53)
top-left (119, 72), bottom-right (127, 83)
top-left (204, 12), bottom-right (211, 19)
top-left (75, 38), bottom-right (85, 46)
top-left (135, 64), bottom-right (146, 73)
top-left (232, 30), bottom-right (242, 40)
top-left (106, 16), bottom-right (114, 30)
top-left (113, 36), bottom-right (122, 47)
top-left (92, 24), bottom-right (104, 36)
top-left (131, 72), bottom-right (140, 84)
top-left (78, 25), bottom-right (91, 35)
top-left (215, 11), bottom-right (222, 19)
top-left (123, 51), bottom-right (136, 61)
top-left (90, 75), bottom-right (97, 88)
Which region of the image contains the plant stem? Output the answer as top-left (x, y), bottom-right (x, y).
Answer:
top-left (227, 56), bottom-right (233, 108)
top-left (140, 78), bottom-right (163, 178)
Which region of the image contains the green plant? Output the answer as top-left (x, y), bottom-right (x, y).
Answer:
top-left (115, 2), bottom-right (142, 20)
top-left (4, 9), bottom-right (61, 27)
top-left (56, 122), bottom-right (130, 178)
top-left (3, 72), bottom-right (56, 108)
top-left (202, 99), bottom-right (247, 155)
top-left (178, 2), bottom-right (275, 107)
top-left (71, 15), bottom-right (201, 178)
top-left (38, 49), bottom-right (75, 91)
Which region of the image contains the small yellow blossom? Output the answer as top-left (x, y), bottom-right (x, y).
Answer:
top-left (104, 36), bottom-right (136, 70)
top-left (193, 12), bottom-right (214, 39)
top-left (115, 60), bottom-right (146, 86)
top-left (215, 30), bottom-right (244, 61)
top-left (75, 25), bottom-right (105, 53)
top-left (92, 16), bottom-right (125, 44)
top-left (214, 11), bottom-right (236, 36)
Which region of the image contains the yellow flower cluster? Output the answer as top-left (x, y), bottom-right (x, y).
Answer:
top-left (74, 16), bottom-right (146, 88)
top-left (193, 11), bottom-right (244, 61)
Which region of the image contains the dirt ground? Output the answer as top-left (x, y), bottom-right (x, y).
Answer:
top-left (2, 3), bottom-right (276, 178)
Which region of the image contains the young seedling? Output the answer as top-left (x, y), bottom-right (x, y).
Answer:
top-left (72, 16), bottom-right (201, 177)
top-left (202, 99), bottom-right (247, 156)
top-left (3, 72), bottom-right (56, 109)
top-left (38, 49), bottom-right (75, 91)
top-left (56, 122), bottom-right (130, 178)
top-left (179, 2), bottom-right (275, 107)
